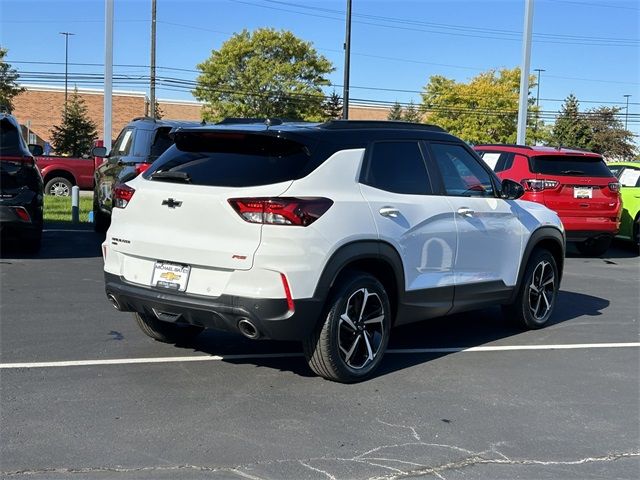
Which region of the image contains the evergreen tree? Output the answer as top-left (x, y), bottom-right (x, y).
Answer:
top-left (550, 94), bottom-right (591, 149)
top-left (50, 88), bottom-right (97, 157)
top-left (387, 101), bottom-right (404, 120)
top-left (0, 47), bottom-right (25, 113)
top-left (402, 100), bottom-right (422, 123)
top-left (322, 91), bottom-right (343, 120)
top-left (586, 106), bottom-right (636, 159)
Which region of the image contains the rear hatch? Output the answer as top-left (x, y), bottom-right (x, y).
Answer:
top-left (0, 117), bottom-right (37, 200)
top-left (108, 129), bottom-right (317, 272)
top-left (529, 154), bottom-right (619, 218)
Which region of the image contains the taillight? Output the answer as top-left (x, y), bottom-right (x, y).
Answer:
top-left (280, 273), bottom-right (295, 312)
top-left (113, 184), bottom-right (135, 208)
top-left (608, 182), bottom-right (621, 193)
top-left (521, 179), bottom-right (559, 192)
top-left (228, 197), bottom-right (333, 226)
top-left (13, 207), bottom-right (31, 222)
top-left (135, 163), bottom-right (151, 176)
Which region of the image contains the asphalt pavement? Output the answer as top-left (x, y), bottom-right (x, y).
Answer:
top-left (1, 225), bottom-right (638, 479)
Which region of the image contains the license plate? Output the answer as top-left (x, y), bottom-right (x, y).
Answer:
top-left (574, 186), bottom-right (593, 199)
top-left (151, 261), bottom-right (190, 292)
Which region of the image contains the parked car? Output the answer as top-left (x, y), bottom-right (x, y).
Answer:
top-left (607, 161), bottom-right (640, 246)
top-left (34, 149), bottom-right (100, 196)
top-left (474, 145), bottom-right (621, 256)
top-left (103, 120), bottom-right (565, 383)
top-left (92, 117), bottom-right (203, 233)
top-left (0, 113), bottom-right (43, 252)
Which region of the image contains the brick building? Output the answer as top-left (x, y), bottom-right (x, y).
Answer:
top-left (12, 85), bottom-right (390, 150)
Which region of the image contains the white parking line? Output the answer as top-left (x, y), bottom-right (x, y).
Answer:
top-left (1, 343), bottom-right (638, 370)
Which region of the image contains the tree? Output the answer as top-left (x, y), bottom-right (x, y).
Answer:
top-left (420, 67), bottom-right (538, 144)
top-left (50, 88), bottom-right (97, 157)
top-left (322, 91), bottom-right (342, 120)
top-left (0, 47), bottom-right (25, 114)
top-left (387, 101), bottom-right (404, 120)
top-left (150, 99), bottom-right (163, 120)
top-left (585, 106), bottom-right (636, 159)
top-left (550, 94), bottom-right (591, 149)
top-left (194, 28), bottom-right (334, 121)
top-left (402, 100), bottom-right (422, 123)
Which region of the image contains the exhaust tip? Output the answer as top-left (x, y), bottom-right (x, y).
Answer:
top-left (107, 293), bottom-right (122, 311)
top-left (238, 318), bottom-right (259, 339)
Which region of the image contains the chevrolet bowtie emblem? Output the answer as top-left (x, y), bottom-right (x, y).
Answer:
top-left (162, 198), bottom-right (182, 208)
top-left (160, 272), bottom-right (181, 281)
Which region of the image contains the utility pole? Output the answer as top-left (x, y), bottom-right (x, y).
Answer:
top-left (150, 0), bottom-right (157, 119)
top-left (623, 94), bottom-right (631, 130)
top-left (104, 0), bottom-right (114, 151)
top-left (533, 68), bottom-right (545, 143)
top-left (342, 0), bottom-right (352, 120)
top-left (59, 32), bottom-right (75, 117)
top-left (516, 0), bottom-right (534, 145)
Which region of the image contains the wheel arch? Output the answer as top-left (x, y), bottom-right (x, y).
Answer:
top-left (43, 169), bottom-right (76, 186)
top-left (312, 240), bottom-right (405, 323)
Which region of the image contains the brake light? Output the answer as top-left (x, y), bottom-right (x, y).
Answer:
top-left (521, 179), bottom-right (559, 192)
top-left (13, 207), bottom-right (31, 222)
top-left (0, 155), bottom-right (35, 166)
top-left (608, 182), bottom-right (621, 193)
top-left (228, 197), bottom-right (333, 226)
top-left (113, 184), bottom-right (135, 208)
top-left (280, 273), bottom-right (295, 312)
top-left (135, 163), bottom-right (151, 176)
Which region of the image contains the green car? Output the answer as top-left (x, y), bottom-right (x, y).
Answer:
top-left (608, 161), bottom-right (640, 246)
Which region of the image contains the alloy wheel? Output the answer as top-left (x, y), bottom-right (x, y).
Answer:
top-left (338, 287), bottom-right (386, 370)
top-left (528, 260), bottom-right (555, 320)
top-left (50, 182), bottom-right (70, 196)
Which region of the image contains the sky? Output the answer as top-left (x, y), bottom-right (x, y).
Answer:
top-left (1, 0), bottom-right (639, 137)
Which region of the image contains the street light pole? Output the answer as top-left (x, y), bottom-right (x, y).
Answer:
top-left (150, 0), bottom-right (157, 119)
top-left (623, 94), bottom-right (631, 130)
top-left (59, 32), bottom-right (75, 117)
top-left (516, 0), bottom-right (535, 145)
top-left (533, 68), bottom-right (545, 143)
top-left (342, 0), bottom-right (352, 120)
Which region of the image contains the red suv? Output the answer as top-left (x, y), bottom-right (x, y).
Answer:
top-left (474, 145), bottom-right (621, 256)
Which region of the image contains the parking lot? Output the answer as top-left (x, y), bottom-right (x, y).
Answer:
top-left (1, 225), bottom-right (638, 479)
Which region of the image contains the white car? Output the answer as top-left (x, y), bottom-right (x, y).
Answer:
top-left (103, 120), bottom-right (565, 383)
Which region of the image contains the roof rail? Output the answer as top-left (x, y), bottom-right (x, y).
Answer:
top-left (319, 120), bottom-right (446, 132)
top-left (131, 116), bottom-right (156, 122)
top-left (216, 117), bottom-right (304, 126)
top-left (474, 143), bottom-right (533, 149)
top-left (551, 145), bottom-right (595, 153)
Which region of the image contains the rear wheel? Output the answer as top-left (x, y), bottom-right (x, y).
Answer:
top-left (134, 312), bottom-right (203, 343)
top-left (303, 272), bottom-right (391, 383)
top-left (503, 249), bottom-right (558, 330)
top-left (22, 229), bottom-right (42, 253)
top-left (633, 214), bottom-right (640, 248)
top-left (575, 235), bottom-right (612, 256)
top-left (45, 177), bottom-right (73, 196)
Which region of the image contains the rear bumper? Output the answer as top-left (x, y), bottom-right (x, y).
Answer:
top-left (104, 272), bottom-right (323, 341)
top-left (560, 216), bottom-right (619, 241)
top-left (0, 205), bottom-right (41, 238)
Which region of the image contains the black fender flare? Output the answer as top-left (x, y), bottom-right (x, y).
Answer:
top-left (509, 226), bottom-right (565, 304)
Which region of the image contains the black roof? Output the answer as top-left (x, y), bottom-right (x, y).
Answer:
top-left (128, 116), bottom-right (205, 129)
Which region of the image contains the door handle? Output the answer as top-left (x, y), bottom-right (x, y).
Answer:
top-left (379, 206), bottom-right (400, 218)
top-left (457, 207), bottom-right (474, 217)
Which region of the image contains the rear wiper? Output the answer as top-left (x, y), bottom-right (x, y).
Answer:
top-left (149, 171), bottom-right (191, 183)
top-left (561, 170), bottom-right (584, 175)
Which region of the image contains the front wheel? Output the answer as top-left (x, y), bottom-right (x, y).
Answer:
top-left (303, 272), bottom-right (391, 383)
top-left (134, 312), bottom-right (203, 343)
top-left (503, 249), bottom-right (559, 330)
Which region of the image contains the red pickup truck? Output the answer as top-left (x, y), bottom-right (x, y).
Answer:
top-left (32, 151), bottom-right (103, 196)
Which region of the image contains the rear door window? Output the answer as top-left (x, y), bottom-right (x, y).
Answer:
top-left (477, 151), bottom-right (514, 172)
top-left (145, 132), bottom-right (314, 187)
top-left (111, 128), bottom-right (134, 157)
top-left (430, 143), bottom-right (495, 197)
top-left (618, 167), bottom-right (640, 187)
top-left (531, 155), bottom-right (612, 177)
top-left (0, 118), bottom-right (25, 156)
top-left (361, 141), bottom-right (432, 195)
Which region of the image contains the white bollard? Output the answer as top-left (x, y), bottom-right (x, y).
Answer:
top-left (71, 186), bottom-right (80, 224)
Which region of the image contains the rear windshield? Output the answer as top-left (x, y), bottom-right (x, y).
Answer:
top-left (0, 118), bottom-right (25, 157)
top-left (530, 155), bottom-right (612, 177)
top-left (144, 132), bottom-right (314, 187)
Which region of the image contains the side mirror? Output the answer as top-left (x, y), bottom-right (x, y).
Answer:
top-left (91, 146), bottom-right (108, 157)
top-left (500, 179), bottom-right (525, 200)
top-left (28, 144), bottom-right (43, 156)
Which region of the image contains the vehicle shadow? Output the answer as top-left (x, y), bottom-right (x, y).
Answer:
top-left (0, 222), bottom-right (103, 259)
top-left (566, 241), bottom-right (638, 259)
top-left (176, 289), bottom-right (610, 381)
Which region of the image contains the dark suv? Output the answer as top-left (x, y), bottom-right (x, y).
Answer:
top-left (92, 117), bottom-right (203, 232)
top-left (0, 113), bottom-right (44, 252)
top-left (474, 145), bottom-right (621, 256)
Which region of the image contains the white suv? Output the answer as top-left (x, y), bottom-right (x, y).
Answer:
top-left (103, 120), bottom-right (565, 383)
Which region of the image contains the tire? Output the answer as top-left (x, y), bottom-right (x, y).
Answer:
top-left (22, 229), bottom-right (42, 253)
top-left (503, 249), bottom-right (559, 330)
top-left (93, 192), bottom-right (110, 233)
top-left (633, 215), bottom-right (640, 248)
top-left (303, 271), bottom-right (391, 383)
top-left (45, 177), bottom-right (73, 196)
top-left (575, 236), bottom-right (612, 256)
top-left (134, 312), bottom-right (203, 343)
